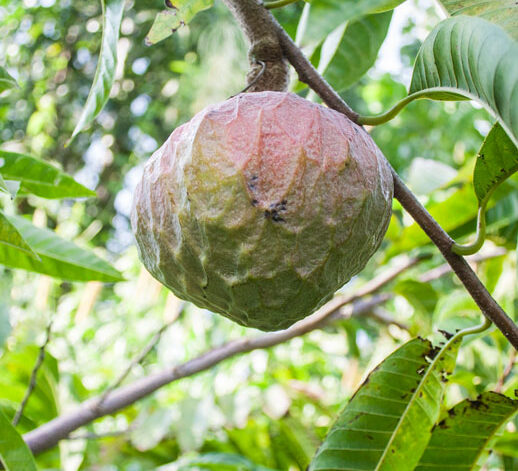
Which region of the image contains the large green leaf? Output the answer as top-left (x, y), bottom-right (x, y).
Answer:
top-left (145, 0), bottom-right (214, 45)
top-left (310, 334), bottom-right (462, 471)
top-left (296, 0), bottom-right (405, 49)
top-left (473, 123), bottom-right (518, 206)
top-left (0, 150), bottom-right (95, 199)
top-left (439, 0), bottom-right (518, 40)
top-left (0, 215), bottom-right (123, 282)
top-left (69, 0), bottom-right (125, 143)
top-left (0, 409), bottom-right (37, 471)
top-left (416, 392), bottom-right (518, 471)
top-left (317, 12), bottom-right (392, 92)
top-left (0, 211), bottom-right (37, 258)
top-left (0, 66), bottom-right (17, 93)
top-left (410, 16), bottom-right (518, 148)
top-left (173, 452), bottom-right (280, 470)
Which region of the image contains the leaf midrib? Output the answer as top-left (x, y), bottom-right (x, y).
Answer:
top-left (373, 337), bottom-right (457, 470)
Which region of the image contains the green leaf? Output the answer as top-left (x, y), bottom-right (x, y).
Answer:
top-left (173, 452), bottom-right (280, 471)
top-left (439, 0), bottom-right (518, 40)
top-left (318, 12), bottom-right (392, 92)
top-left (410, 16), bottom-right (518, 148)
top-left (0, 346), bottom-right (59, 430)
top-left (387, 184), bottom-right (479, 256)
top-left (0, 215), bottom-right (123, 282)
top-left (68, 0), bottom-right (125, 143)
top-left (0, 409), bottom-right (37, 471)
top-left (145, 0), bottom-right (214, 46)
top-left (395, 279), bottom-right (438, 317)
top-left (297, 0), bottom-right (404, 49)
top-left (415, 392), bottom-right (518, 471)
top-left (269, 416), bottom-right (320, 470)
top-left (0, 150), bottom-right (95, 199)
top-left (0, 211), bottom-right (38, 259)
top-left (310, 335), bottom-right (462, 471)
top-left (0, 66), bottom-right (17, 93)
top-left (473, 123), bottom-right (518, 206)
top-left (495, 430), bottom-right (518, 458)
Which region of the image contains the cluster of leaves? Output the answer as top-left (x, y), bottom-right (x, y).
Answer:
top-left (0, 0), bottom-right (517, 470)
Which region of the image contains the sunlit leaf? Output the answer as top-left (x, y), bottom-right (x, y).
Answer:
top-left (0, 174), bottom-right (7, 194)
top-left (439, 0), bottom-right (518, 40)
top-left (297, 0), bottom-right (405, 49)
top-left (473, 123), bottom-right (518, 206)
top-left (278, 416), bottom-right (319, 470)
top-left (0, 346), bottom-right (59, 430)
top-left (68, 0), bottom-right (125, 143)
top-left (394, 279), bottom-right (438, 317)
top-left (0, 211), bottom-right (38, 259)
top-left (0, 66), bottom-right (17, 93)
top-left (145, 0), bottom-right (214, 45)
top-left (415, 392), bottom-right (518, 471)
top-left (410, 16), bottom-right (518, 148)
top-left (495, 430), bottom-right (518, 458)
top-left (0, 215), bottom-right (123, 282)
top-left (0, 150), bottom-right (95, 199)
top-left (406, 157), bottom-right (457, 195)
top-left (310, 335), bottom-right (462, 471)
top-left (387, 185), bottom-right (479, 255)
top-left (318, 11), bottom-right (392, 92)
top-left (0, 409), bottom-right (37, 471)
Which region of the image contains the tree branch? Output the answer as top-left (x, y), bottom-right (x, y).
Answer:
top-left (220, 0), bottom-right (518, 349)
top-left (495, 348), bottom-right (516, 393)
top-left (220, 0), bottom-right (289, 91)
top-left (24, 256), bottom-right (420, 455)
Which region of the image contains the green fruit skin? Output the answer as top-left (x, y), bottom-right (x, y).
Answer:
top-left (131, 91), bottom-right (393, 331)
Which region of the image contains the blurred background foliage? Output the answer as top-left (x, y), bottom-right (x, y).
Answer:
top-left (0, 0), bottom-right (516, 470)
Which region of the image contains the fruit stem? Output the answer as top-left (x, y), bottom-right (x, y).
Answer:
top-left (357, 93), bottom-right (424, 126)
top-left (451, 204), bottom-right (487, 256)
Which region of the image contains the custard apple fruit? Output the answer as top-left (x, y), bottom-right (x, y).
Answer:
top-left (131, 91), bottom-right (393, 331)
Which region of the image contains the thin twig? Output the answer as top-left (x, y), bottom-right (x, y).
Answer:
top-left (230, 60), bottom-right (266, 97)
top-left (495, 349), bottom-right (516, 393)
top-left (67, 426), bottom-right (134, 441)
top-left (96, 302), bottom-right (185, 409)
top-left (24, 256), bottom-right (420, 454)
top-left (367, 307), bottom-right (409, 331)
top-left (13, 319), bottom-right (53, 426)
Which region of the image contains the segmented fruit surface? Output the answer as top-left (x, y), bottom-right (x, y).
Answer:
top-left (131, 91), bottom-right (393, 331)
